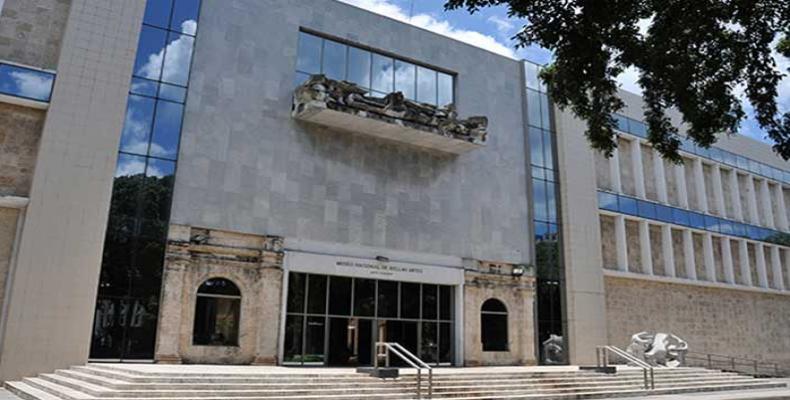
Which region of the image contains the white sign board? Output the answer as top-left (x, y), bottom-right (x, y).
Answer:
top-left (285, 251), bottom-right (464, 285)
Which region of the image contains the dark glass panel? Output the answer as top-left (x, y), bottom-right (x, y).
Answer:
top-left (353, 278), bottom-right (375, 317)
top-left (394, 60), bottom-right (416, 100)
top-left (400, 282), bottom-right (420, 319)
top-left (283, 315), bottom-right (304, 363)
top-left (149, 100), bottom-right (184, 159)
top-left (532, 178), bottom-right (548, 221)
top-left (306, 274), bottom-right (327, 314)
top-left (140, 158), bottom-right (175, 221)
top-left (328, 276), bottom-right (352, 316)
top-left (439, 322), bottom-right (452, 363)
top-left (170, 0), bottom-right (200, 34)
top-left (130, 77), bottom-right (158, 97)
top-left (421, 321), bottom-right (438, 363)
top-left (481, 298), bottom-right (507, 312)
top-left (120, 95), bottom-right (156, 156)
top-left (143, 0), bottom-right (173, 29)
top-left (322, 40), bottom-right (347, 81)
top-left (347, 47), bottom-right (371, 88)
top-left (416, 66), bottom-right (437, 105)
top-left (437, 72), bottom-right (453, 107)
top-left (197, 278), bottom-right (239, 296)
top-left (481, 312), bottom-right (508, 351)
top-left (439, 286), bottom-right (452, 320)
top-left (192, 296), bottom-right (240, 346)
top-left (377, 280), bottom-right (398, 318)
top-left (304, 316), bottom-right (326, 363)
top-left (90, 296), bottom-right (127, 358)
top-left (296, 32), bottom-right (322, 75)
top-left (158, 83), bottom-right (187, 103)
top-left (422, 284), bottom-right (437, 319)
top-left (161, 32), bottom-right (194, 86)
top-left (287, 272), bottom-right (306, 313)
top-left (529, 127), bottom-right (544, 167)
top-left (134, 26), bottom-right (168, 80)
top-left (371, 54), bottom-right (394, 93)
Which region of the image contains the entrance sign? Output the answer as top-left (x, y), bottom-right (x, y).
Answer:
top-left (285, 251), bottom-right (464, 285)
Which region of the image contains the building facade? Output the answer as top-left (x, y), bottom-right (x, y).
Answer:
top-left (0, 0), bottom-right (787, 383)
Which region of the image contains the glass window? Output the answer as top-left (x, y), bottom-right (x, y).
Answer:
top-left (287, 272), bottom-right (306, 313)
top-left (532, 178), bottom-right (548, 221)
top-left (614, 114), bottom-right (629, 132)
top-left (422, 284), bottom-right (437, 319)
top-left (656, 204), bottom-right (673, 222)
top-left (130, 77), bottom-right (158, 97)
top-left (619, 196), bottom-right (638, 215)
top-left (119, 95), bottom-right (156, 156)
top-left (481, 299), bottom-right (508, 351)
top-left (134, 26), bottom-right (168, 80)
top-left (158, 83), bottom-right (187, 103)
top-left (328, 276), bottom-right (352, 316)
top-left (160, 32), bottom-right (194, 86)
top-left (170, 0), bottom-right (200, 35)
top-left (143, 0), bottom-right (173, 29)
top-left (283, 315), bottom-right (304, 363)
top-left (347, 47), bottom-right (371, 89)
top-left (304, 316), bottom-right (326, 363)
top-left (439, 322), bottom-right (452, 363)
top-left (149, 100), bottom-right (184, 160)
top-left (192, 278), bottom-right (241, 346)
top-left (597, 191), bottom-right (618, 211)
top-left (631, 120), bottom-right (647, 138)
top-left (527, 89), bottom-right (542, 128)
top-left (377, 280), bottom-right (398, 318)
top-left (354, 278), bottom-right (375, 317)
top-left (322, 40), bottom-right (347, 81)
top-left (400, 282), bottom-right (420, 319)
top-left (529, 127), bottom-right (544, 167)
top-left (296, 32), bottom-right (322, 75)
top-left (524, 62), bottom-right (540, 90)
top-left (539, 94), bottom-right (551, 131)
top-left (416, 66), bottom-right (437, 105)
top-left (421, 321), bottom-right (438, 363)
top-left (394, 60), bottom-right (416, 100)
top-left (142, 158), bottom-right (176, 220)
top-left (371, 54), bottom-right (394, 93)
top-left (439, 286), bottom-right (452, 320)
top-left (437, 72), bottom-right (453, 107)
top-left (543, 129), bottom-right (554, 169)
top-left (637, 200), bottom-right (657, 219)
top-left (306, 274), bottom-right (327, 314)
top-left (671, 208), bottom-right (689, 226)
top-left (689, 212), bottom-right (705, 229)
top-left (546, 182), bottom-right (557, 223)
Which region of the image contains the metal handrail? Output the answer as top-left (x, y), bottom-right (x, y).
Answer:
top-left (375, 342), bottom-right (433, 399)
top-left (597, 345), bottom-right (655, 390)
top-left (684, 350), bottom-right (787, 377)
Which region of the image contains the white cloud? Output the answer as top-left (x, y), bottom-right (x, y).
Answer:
top-left (487, 15), bottom-right (514, 34)
top-left (137, 20), bottom-right (197, 85)
top-left (338, 0), bottom-right (517, 58)
top-left (9, 71), bottom-right (53, 100)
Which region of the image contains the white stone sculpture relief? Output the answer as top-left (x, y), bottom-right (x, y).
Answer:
top-left (626, 331), bottom-right (688, 367)
top-left (542, 334), bottom-right (565, 365)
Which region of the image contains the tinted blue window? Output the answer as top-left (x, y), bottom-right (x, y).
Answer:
top-left (680, 138), bottom-right (696, 153)
top-left (437, 72), bottom-right (453, 107)
top-left (146, 157), bottom-right (176, 178)
top-left (115, 153), bottom-right (147, 177)
top-left (630, 120), bottom-right (647, 138)
top-left (322, 40), bottom-right (347, 81)
top-left (347, 47), bottom-right (371, 89)
top-left (539, 94), bottom-right (551, 131)
top-left (532, 166), bottom-right (546, 180)
top-left (672, 208), bottom-right (689, 226)
top-left (170, 0), bottom-right (200, 34)
top-left (719, 220), bottom-right (732, 235)
top-left (722, 150), bottom-right (736, 167)
top-left (546, 183), bottom-right (557, 223)
top-left (529, 127), bottom-right (544, 167)
top-left (736, 155), bottom-right (749, 170)
top-left (524, 62), bottom-right (540, 90)
top-left (619, 196), bottom-right (638, 215)
top-left (598, 192), bottom-right (618, 211)
top-left (689, 212), bottom-right (705, 229)
top-left (371, 54), bottom-right (394, 93)
top-left (704, 215), bottom-right (720, 232)
top-left (527, 89), bottom-right (542, 128)
top-left (296, 32), bottom-right (322, 75)
top-left (130, 77), bottom-right (158, 97)
top-left (160, 32), bottom-right (194, 86)
top-left (119, 95), bottom-right (156, 156)
top-left (149, 100), bottom-right (184, 160)
top-left (614, 114), bottom-right (629, 132)
top-left (534, 222), bottom-right (548, 241)
top-left (134, 26), bottom-right (168, 80)
top-left (0, 64), bottom-right (55, 102)
top-left (293, 71), bottom-right (311, 87)
top-left (394, 60), bottom-right (416, 100)
top-left (732, 222), bottom-right (747, 237)
top-left (158, 83), bottom-right (186, 103)
top-left (416, 66), bottom-right (437, 105)
top-left (709, 148), bottom-right (724, 163)
top-left (637, 200), bottom-right (656, 219)
top-left (532, 178), bottom-right (548, 221)
top-left (143, 0), bottom-right (173, 29)
top-left (656, 204), bottom-right (673, 221)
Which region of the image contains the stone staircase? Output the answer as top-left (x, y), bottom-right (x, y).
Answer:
top-left (4, 363), bottom-right (787, 400)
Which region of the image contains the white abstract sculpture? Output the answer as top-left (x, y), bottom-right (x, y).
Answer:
top-left (626, 331), bottom-right (688, 367)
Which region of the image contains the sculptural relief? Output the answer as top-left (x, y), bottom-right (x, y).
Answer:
top-left (626, 331), bottom-right (688, 367)
top-left (542, 334), bottom-right (565, 365)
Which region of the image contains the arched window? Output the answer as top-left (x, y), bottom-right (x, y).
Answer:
top-left (481, 298), bottom-right (508, 351)
top-left (193, 278), bottom-right (241, 346)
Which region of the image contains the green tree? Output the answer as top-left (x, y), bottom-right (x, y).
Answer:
top-left (445, 0), bottom-right (790, 162)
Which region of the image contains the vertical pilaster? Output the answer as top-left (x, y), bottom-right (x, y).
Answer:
top-left (720, 237), bottom-right (734, 284)
top-left (661, 225), bottom-right (676, 277)
top-left (729, 170), bottom-right (743, 221)
top-left (675, 162), bottom-right (689, 208)
top-left (738, 240), bottom-right (752, 286)
top-left (755, 242), bottom-right (769, 288)
top-left (639, 220), bottom-right (653, 275)
top-left (610, 146), bottom-right (622, 193)
top-left (711, 164), bottom-right (726, 216)
top-left (615, 215), bottom-right (628, 272)
top-left (702, 232), bottom-right (716, 281)
top-left (759, 179), bottom-right (775, 228)
top-left (653, 149), bottom-right (668, 203)
top-left (770, 246), bottom-right (784, 290)
top-left (631, 140), bottom-right (646, 199)
top-left (683, 230), bottom-right (697, 280)
top-left (693, 158), bottom-right (708, 212)
top-left (774, 185), bottom-right (789, 231)
top-left (745, 175), bottom-right (760, 225)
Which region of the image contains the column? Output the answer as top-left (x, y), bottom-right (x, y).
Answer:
top-left (729, 170), bottom-right (744, 221)
top-left (720, 237), bottom-right (735, 284)
top-left (653, 149), bottom-right (668, 203)
top-left (770, 246), bottom-right (784, 290)
top-left (755, 242), bottom-right (769, 288)
top-left (675, 162), bottom-right (689, 208)
top-left (693, 158), bottom-right (708, 212)
top-left (711, 164), bottom-right (726, 216)
top-left (661, 225), bottom-right (676, 277)
top-left (631, 140), bottom-right (646, 199)
top-left (773, 185), bottom-right (789, 231)
top-left (745, 175), bottom-right (760, 225)
top-left (610, 146), bottom-right (622, 193)
top-left (683, 230), bottom-right (697, 280)
top-left (738, 239), bottom-right (752, 286)
top-left (759, 179), bottom-right (775, 228)
top-left (615, 215), bottom-right (628, 272)
top-left (639, 220), bottom-right (653, 275)
top-left (703, 233), bottom-right (716, 281)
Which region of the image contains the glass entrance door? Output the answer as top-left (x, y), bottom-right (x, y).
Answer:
top-left (327, 318), bottom-right (373, 366)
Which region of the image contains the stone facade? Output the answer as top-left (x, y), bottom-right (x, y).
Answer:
top-left (605, 276), bottom-right (790, 369)
top-left (463, 261), bottom-right (536, 366)
top-left (0, 103), bottom-right (44, 197)
top-left (155, 224), bottom-right (284, 365)
top-left (0, 207), bottom-right (19, 320)
top-left (0, 0), bottom-right (71, 69)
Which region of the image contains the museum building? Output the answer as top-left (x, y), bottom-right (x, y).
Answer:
top-left (0, 0), bottom-right (788, 383)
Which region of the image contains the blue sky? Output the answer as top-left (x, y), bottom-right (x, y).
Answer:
top-left (339, 0), bottom-right (789, 146)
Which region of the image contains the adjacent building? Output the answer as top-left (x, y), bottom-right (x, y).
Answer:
top-left (0, 0), bottom-right (787, 383)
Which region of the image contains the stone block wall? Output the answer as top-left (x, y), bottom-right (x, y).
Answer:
top-left (0, 103), bottom-right (44, 197)
top-left (0, 208), bottom-right (19, 320)
top-left (605, 276), bottom-right (790, 368)
top-left (0, 0), bottom-right (70, 69)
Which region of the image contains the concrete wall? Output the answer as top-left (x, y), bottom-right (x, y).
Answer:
top-left (0, 207), bottom-right (19, 322)
top-left (605, 276), bottom-right (790, 368)
top-left (0, 0), bottom-right (70, 70)
top-left (172, 0), bottom-right (531, 265)
top-left (0, 0), bottom-right (144, 382)
top-left (0, 103), bottom-right (44, 197)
